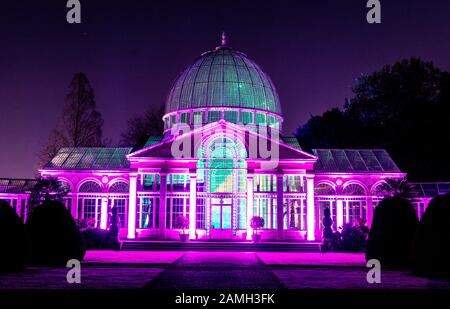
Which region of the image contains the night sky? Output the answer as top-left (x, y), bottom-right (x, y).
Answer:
top-left (1, 0), bottom-right (449, 178)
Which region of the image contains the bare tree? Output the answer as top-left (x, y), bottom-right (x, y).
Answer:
top-left (120, 105), bottom-right (165, 147)
top-left (38, 72), bottom-right (104, 169)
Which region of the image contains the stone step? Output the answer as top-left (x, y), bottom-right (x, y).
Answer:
top-left (121, 241), bottom-right (321, 252)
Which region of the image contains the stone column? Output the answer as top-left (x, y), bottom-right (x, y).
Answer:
top-left (366, 196), bottom-right (373, 228)
top-left (189, 174), bottom-right (197, 240)
top-left (276, 174), bottom-right (284, 240)
top-left (100, 196), bottom-right (108, 230)
top-left (71, 193), bottom-right (78, 218)
top-left (16, 197), bottom-right (21, 217)
top-left (159, 174), bottom-right (167, 238)
top-left (336, 198), bottom-right (344, 230)
top-left (246, 174), bottom-right (254, 240)
top-left (127, 174), bottom-right (137, 239)
top-left (306, 175), bottom-right (315, 241)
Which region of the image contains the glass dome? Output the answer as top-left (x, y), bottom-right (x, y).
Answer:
top-left (163, 39), bottom-right (283, 132)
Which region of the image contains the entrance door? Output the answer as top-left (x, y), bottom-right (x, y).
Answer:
top-left (210, 198), bottom-right (232, 239)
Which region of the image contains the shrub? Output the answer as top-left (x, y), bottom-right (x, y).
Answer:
top-left (366, 197), bottom-right (418, 268)
top-left (26, 201), bottom-right (86, 265)
top-left (322, 208), bottom-right (334, 239)
top-left (0, 201), bottom-right (26, 272)
top-left (412, 193), bottom-right (450, 279)
top-left (340, 223), bottom-right (366, 252)
top-left (250, 216), bottom-right (265, 234)
top-left (81, 228), bottom-right (111, 250)
top-left (75, 217), bottom-right (96, 231)
top-left (174, 215), bottom-right (189, 234)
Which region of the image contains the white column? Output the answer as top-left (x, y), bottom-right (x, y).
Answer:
top-left (159, 174), bottom-right (167, 238)
top-left (100, 196), bottom-right (108, 229)
top-left (127, 174), bottom-right (137, 239)
top-left (189, 174), bottom-right (197, 239)
top-left (300, 199), bottom-right (305, 230)
top-left (345, 201), bottom-right (349, 223)
top-left (336, 198), bottom-right (344, 230)
top-left (138, 197), bottom-right (143, 229)
top-left (306, 175), bottom-right (315, 241)
top-left (268, 199), bottom-right (273, 229)
top-left (71, 193), bottom-right (78, 218)
top-left (366, 196), bottom-right (373, 228)
top-left (246, 175), bottom-right (254, 240)
top-left (276, 174), bottom-right (284, 239)
top-left (16, 197), bottom-right (22, 217)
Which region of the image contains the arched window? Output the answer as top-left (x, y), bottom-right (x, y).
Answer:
top-left (343, 183), bottom-right (367, 227)
top-left (343, 183), bottom-right (366, 196)
top-left (314, 183), bottom-right (336, 195)
top-left (58, 181), bottom-right (72, 192)
top-left (371, 182), bottom-right (386, 195)
top-left (79, 181), bottom-right (102, 193)
top-left (109, 181), bottom-right (129, 193)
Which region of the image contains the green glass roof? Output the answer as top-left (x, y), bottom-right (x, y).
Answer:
top-left (44, 147), bottom-right (132, 170)
top-left (281, 136), bottom-right (303, 151)
top-left (165, 47), bottom-right (281, 115)
top-left (0, 178), bottom-right (37, 193)
top-left (312, 149), bottom-right (401, 173)
top-left (412, 183), bottom-right (450, 198)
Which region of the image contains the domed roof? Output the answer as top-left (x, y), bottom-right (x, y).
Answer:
top-left (165, 43), bottom-right (281, 116)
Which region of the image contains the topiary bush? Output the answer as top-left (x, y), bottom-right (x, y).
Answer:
top-left (412, 193), bottom-right (450, 279)
top-left (366, 197), bottom-right (418, 268)
top-left (82, 228), bottom-right (111, 250)
top-left (0, 201), bottom-right (27, 272)
top-left (340, 223), bottom-right (366, 252)
top-left (26, 201), bottom-right (86, 265)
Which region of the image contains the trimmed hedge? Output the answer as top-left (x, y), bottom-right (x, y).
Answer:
top-left (412, 193), bottom-right (450, 278)
top-left (82, 228), bottom-right (111, 250)
top-left (366, 197), bottom-right (418, 268)
top-left (26, 201), bottom-right (86, 265)
top-left (0, 201), bottom-right (26, 272)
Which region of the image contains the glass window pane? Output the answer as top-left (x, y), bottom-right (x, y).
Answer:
top-left (222, 206), bottom-right (231, 229)
top-left (211, 206), bottom-right (220, 229)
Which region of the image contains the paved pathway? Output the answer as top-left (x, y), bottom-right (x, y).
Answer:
top-left (145, 252), bottom-right (284, 289)
top-left (0, 266), bottom-right (164, 289)
top-left (1, 251), bottom-right (450, 289)
top-left (83, 250), bottom-right (184, 265)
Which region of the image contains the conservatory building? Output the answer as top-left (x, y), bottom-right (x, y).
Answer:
top-left (1, 37), bottom-right (424, 241)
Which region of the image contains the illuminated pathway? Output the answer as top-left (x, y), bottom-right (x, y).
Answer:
top-left (145, 251), bottom-right (284, 289)
top-left (1, 252), bottom-right (450, 289)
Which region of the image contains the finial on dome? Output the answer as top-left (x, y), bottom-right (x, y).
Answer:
top-left (221, 32), bottom-right (227, 46)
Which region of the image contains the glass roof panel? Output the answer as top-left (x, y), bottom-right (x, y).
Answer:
top-left (164, 47), bottom-right (282, 118)
top-left (62, 148), bottom-right (84, 168)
